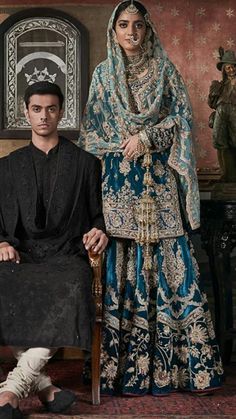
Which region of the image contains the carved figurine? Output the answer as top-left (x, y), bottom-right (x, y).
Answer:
top-left (208, 48), bottom-right (236, 182)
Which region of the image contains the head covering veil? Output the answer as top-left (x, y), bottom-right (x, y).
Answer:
top-left (80, 1), bottom-right (200, 230)
top-left (106, 1), bottom-right (167, 122)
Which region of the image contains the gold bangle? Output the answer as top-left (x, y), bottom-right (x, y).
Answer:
top-left (133, 133), bottom-right (149, 161)
top-left (138, 130), bottom-right (150, 148)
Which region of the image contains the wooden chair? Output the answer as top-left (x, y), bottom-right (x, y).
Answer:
top-left (88, 250), bottom-right (103, 405)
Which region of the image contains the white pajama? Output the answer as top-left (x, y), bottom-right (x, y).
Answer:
top-left (0, 347), bottom-right (57, 399)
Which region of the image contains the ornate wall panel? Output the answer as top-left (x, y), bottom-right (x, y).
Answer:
top-left (0, 8), bottom-right (88, 138)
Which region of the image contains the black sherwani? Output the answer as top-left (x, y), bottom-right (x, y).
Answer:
top-left (0, 137), bottom-right (105, 350)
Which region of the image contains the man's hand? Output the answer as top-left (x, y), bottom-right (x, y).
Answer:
top-left (0, 242), bottom-right (20, 263)
top-left (83, 228), bottom-right (108, 255)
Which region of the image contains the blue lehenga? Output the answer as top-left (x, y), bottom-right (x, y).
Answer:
top-left (102, 237), bottom-right (222, 395)
top-left (99, 152), bottom-right (223, 395)
top-left (79, 1), bottom-right (223, 395)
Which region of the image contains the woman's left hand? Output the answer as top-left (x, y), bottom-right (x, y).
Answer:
top-left (121, 134), bottom-right (139, 160)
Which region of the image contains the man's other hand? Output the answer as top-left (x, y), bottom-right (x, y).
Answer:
top-left (0, 242), bottom-right (20, 263)
top-left (83, 228), bottom-right (108, 254)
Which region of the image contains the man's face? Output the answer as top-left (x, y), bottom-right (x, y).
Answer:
top-left (224, 64), bottom-right (236, 78)
top-left (24, 94), bottom-right (63, 138)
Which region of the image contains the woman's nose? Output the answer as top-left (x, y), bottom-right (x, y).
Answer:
top-left (128, 24), bottom-right (136, 34)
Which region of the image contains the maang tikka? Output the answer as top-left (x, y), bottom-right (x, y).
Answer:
top-left (125, 1), bottom-right (141, 45)
top-left (125, 0), bottom-right (139, 14)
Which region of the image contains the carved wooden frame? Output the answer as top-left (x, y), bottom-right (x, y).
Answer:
top-left (0, 8), bottom-right (88, 139)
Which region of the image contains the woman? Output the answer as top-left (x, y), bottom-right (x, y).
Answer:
top-left (79, 0), bottom-right (223, 396)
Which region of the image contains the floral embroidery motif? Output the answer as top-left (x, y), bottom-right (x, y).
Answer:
top-left (161, 240), bottom-right (186, 292)
top-left (119, 159), bottom-right (131, 176)
top-left (100, 237), bottom-right (223, 395)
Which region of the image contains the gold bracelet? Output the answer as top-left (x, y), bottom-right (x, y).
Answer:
top-left (138, 130), bottom-right (150, 148)
top-left (134, 132), bottom-right (149, 161)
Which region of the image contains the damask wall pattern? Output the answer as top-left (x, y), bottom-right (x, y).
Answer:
top-left (0, 0), bottom-right (235, 171)
top-left (147, 0), bottom-right (236, 171)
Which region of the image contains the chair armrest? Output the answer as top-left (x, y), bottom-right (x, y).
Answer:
top-left (88, 250), bottom-right (103, 322)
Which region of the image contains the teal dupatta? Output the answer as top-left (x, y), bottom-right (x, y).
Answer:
top-left (80, 2), bottom-right (200, 231)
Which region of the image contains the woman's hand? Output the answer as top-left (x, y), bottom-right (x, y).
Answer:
top-left (121, 134), bottom-right (139, 160)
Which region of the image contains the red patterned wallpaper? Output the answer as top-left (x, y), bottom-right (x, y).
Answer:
top-left (0, 0), bottom-right (235, 170)
top-left (147, 0), bottom-right (236, 170)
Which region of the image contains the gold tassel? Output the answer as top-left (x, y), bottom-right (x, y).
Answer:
top-left (135, 151), bottom-right (159, 270)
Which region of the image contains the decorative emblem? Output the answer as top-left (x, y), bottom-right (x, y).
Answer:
top-left (25, 67), bottom-right (57, 85)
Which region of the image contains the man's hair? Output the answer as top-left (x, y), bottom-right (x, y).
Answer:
top-left (24, 81), bottom-right (64, 110)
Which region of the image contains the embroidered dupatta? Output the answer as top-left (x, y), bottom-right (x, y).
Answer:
top-left (80, 2), bottom-right (200, 230)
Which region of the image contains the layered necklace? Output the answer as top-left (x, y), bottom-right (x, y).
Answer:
top-left (124, 52), bottom-right (149, 82)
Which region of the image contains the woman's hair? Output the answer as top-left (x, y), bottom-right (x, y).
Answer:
top-left (113, 1), bottom-right (147, 28)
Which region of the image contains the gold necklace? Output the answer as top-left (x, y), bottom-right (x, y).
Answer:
top-left (124, 52), bottom-right (149, 82)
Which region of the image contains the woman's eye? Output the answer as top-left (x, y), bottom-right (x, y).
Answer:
top-left (136, 23), bottom-right (144, 29)
top-left (119, 23), bottom-right (127, 28)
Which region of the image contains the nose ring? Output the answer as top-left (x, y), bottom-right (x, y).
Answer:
top-left (130, 34), bottom-right (140, 45)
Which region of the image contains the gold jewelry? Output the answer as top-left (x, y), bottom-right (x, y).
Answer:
top-left (138, 130), bottom-right (150, 148)
top-left (133, 132), bottom-right (150, 161)
top-left (125, 1), bottom-right (139, 15)
top-left (135, 151), bottom-right (159, 271)
top-left (124, 52), bottom-right (149, 82)
top-left (134, 138), bottom-right (146, 160)
top-left (130, 34), bottom-right (140, 46)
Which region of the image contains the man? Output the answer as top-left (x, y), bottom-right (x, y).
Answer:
top-left (0, 81), bottom-right (108, 418)
top-left (208, 48), bottom-right (236, 181)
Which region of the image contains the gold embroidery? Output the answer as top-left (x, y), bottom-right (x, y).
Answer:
top-left (193, 371), bottom-right (211, 390)
top-left (119, 159), bottom-right (131, 176)
top-left (161, 241), bottom-right (186, 292)
top-left (103, 157), bottom-right (184, 240)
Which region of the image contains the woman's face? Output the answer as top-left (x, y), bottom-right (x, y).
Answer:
top-left (115, 10), bottom-right (146, 56)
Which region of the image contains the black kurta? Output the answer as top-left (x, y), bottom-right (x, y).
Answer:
top-left (0, 137), bottom-right (105, 350)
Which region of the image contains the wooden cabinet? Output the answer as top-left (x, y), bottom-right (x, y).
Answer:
top-left (201, 199), bottom-right (236, 363)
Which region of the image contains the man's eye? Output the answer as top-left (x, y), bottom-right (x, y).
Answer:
top-left (49, 107), bottom-right (56, 112)
top-left (33, 107), bottom-right (40, 112)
